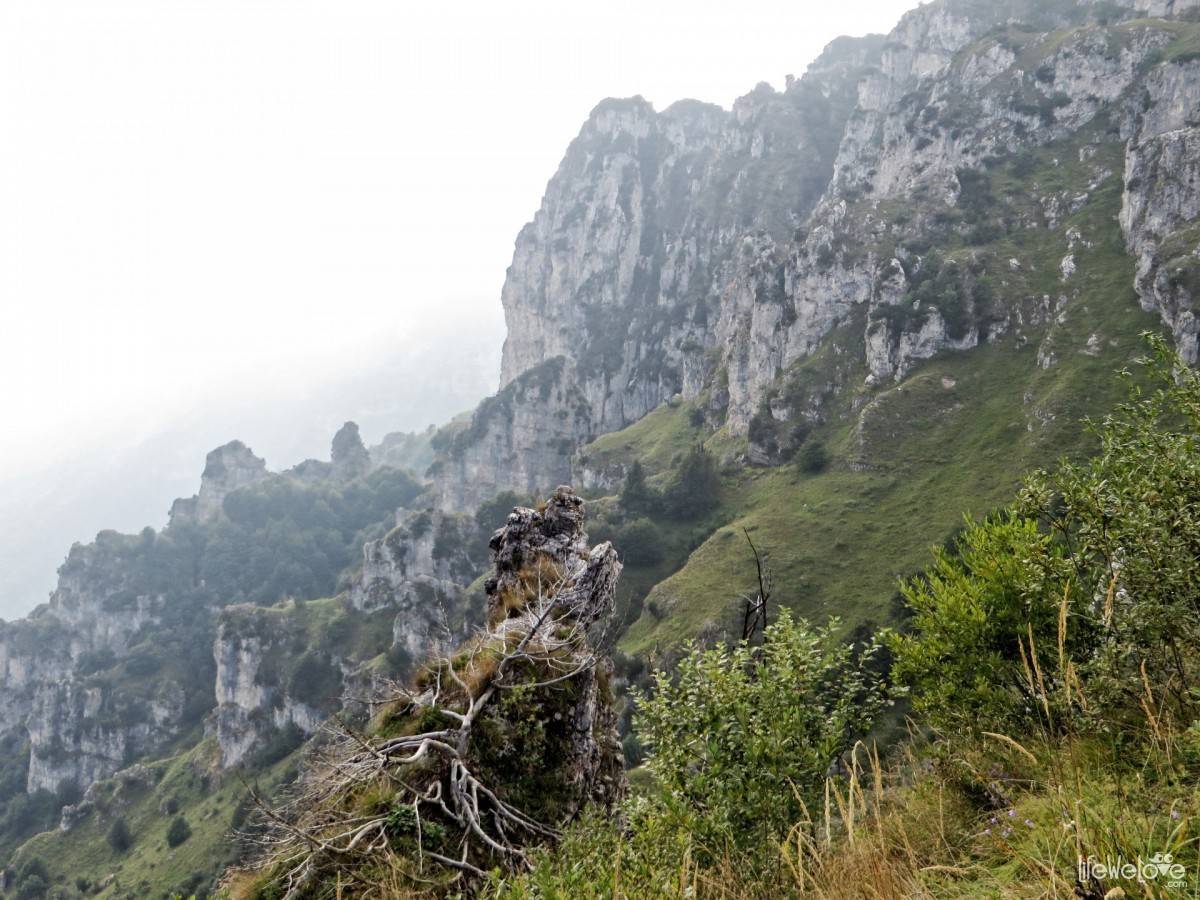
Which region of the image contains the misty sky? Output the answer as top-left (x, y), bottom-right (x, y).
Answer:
top-left (0, 0), bottom-right (916, 477)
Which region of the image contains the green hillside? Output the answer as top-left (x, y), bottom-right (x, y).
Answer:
top-left (8, 737), bottom-right (301, 900)
top-left (582, 130), bottom-right (1160, 656)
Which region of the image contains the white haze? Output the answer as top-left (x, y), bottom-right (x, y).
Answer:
top-left (0, 0), bottom-right (915, 617)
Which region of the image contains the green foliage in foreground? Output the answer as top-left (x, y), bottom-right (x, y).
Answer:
top-left (486, 612), bottom-right (888, 897)
top-left (894, 335), bottom-right (1200, 739)
top-left (635, 611), bottom-right (888, 856)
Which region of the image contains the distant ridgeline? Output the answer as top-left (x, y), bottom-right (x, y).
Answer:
top-left (4, 0), bottom-right (1200, 894)
top-left (0, 422), bottom-right (499, 880)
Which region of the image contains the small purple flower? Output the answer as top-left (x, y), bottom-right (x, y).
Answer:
top-left (990, 816), bottom-right (998, 825)
top-left (1008, 810), bottom-right (1016, 818)
top-left (983, 827), bottom-right (991, 835)
top-left (1024, 819), bottom-right (1035, 828)
top-left (1171, 809), bottom-right (1182, 821)
top-left (1002, 827), bottom-right (1012, 838)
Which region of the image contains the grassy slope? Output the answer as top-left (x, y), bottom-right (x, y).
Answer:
top-left (9, 737), bottom-right (301, 900)
top-left (603, 133), bottom-right (1161, 655)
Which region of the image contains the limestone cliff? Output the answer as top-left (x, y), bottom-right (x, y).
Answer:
top-left (211, 615), bottom-right (328, 769)
top-left (1119, 57), bottom-right (1200, 361)
top-left (210, 504), bottom-right (485, 768)
top-left (350, 507), bottom-right (479, 655)
top-left (432, 0), bottom-right (1200, 499)
top-left (169, 441), bottom-right (269, 524)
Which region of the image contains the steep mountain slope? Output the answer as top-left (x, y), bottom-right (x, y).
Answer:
top-left (429, 0), bottom-right (1200, 653)
top-left (435, 0), bottom-right (1200, 509)
top-left (3, 0), bottom-right (1200, 896)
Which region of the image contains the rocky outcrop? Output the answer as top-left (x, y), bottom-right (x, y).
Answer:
top-left (480, 486), bottom-right (626, 817)
top-left (350, 507), bottom-right (478, 657)
top-left (26, 680), bottom-right (181, 793)
top-left (0, 531), bottom-right (175, 793)
top-left (45, 533), bottom-right (164, 655)
top-left (1130, 0), bottom-right (1200, 15)
top-left (209, 508), bottom-right (479, 770)
top-left (58, 762), bottom-right (156, 832)
top-left (231, 487), bottom-right (625, 891)
top-left (431, 358), bottom-right (594, 511)
top-left (211, 614), bottom-right (327, 768)
top-left (169, 440), bottom-right (269, 523)
top-left (1119, 59), bottom-right (1200, 362)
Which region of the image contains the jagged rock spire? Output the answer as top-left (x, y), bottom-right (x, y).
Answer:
top-left (330, 421), bottom-right (371, 480)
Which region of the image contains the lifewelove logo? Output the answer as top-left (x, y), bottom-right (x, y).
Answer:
top-left (1078, 852), bottom-right (1188, 890)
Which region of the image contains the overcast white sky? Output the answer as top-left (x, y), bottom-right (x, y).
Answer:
top-left (0, 0), bottom-right (917, 478)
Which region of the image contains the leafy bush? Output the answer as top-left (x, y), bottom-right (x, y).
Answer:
top-left (635, 610), bottom-right (888, 855)
top-left (474, 490), bottom-right (524, 541)
top-left (247, 722), bottom-right (307, 770)
top-left (611, 517), bottom-right (665, 567)
top-left (893, 337), bottom-right (1200, 738)
top-left (618, 460), bottom-right (657, 516)
top-left (797, 440), bottom-right (829, 473)
top-left (287, 652), bottom-right (342, 708)
top-left (890, 514), bottom-right (1069, 734)
top-left (166, 815), bottom-right (193, 848)
top-left (15, 875), bottom-right (46, 900)
top-left (107, 816), bottom-right (133, 853)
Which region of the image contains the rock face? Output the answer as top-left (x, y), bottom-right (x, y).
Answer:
top-left (350, 507), bottom-right (478, 658)
top-left (430, 358), bottom-right (593, 511)
top-left (1119, 59), bottom-right (1200, 363)
top-left (211, 617), bottom-right (326, 768)
top-left (0, 531), bottom-right (181, 794)
top-left (170, 440), bottom-right (269, 523)
top-left (211, 503), bottom-right (483, 769)
top-left (430, 0), bottom-right (1200, 507)
top-left (25, 680), bottom-right (181, 793)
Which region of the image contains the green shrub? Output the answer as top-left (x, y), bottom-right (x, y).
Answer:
top-left (619, 460), bottom-right (657, 515)
top-left (635, 609), bottom-right (888, 855)
top-left (890, 513), bottom-right (1070, 734)
top-left (662, 445), bottom-right (721, 519)
top-left (612, 518), bottom-right (665, 567)
top-left (107, 816), bottom-right (133, 853)
top-left (287, 652), bottom-right (342, 708)
top-left (893, 336), bottom-right (1200, 739)
top-left (798, 440), bottom-right (829, 473)
top-left (474, 490), bottom-right (524, 540)
top-left (166, 815), bottom-right (192, 848)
